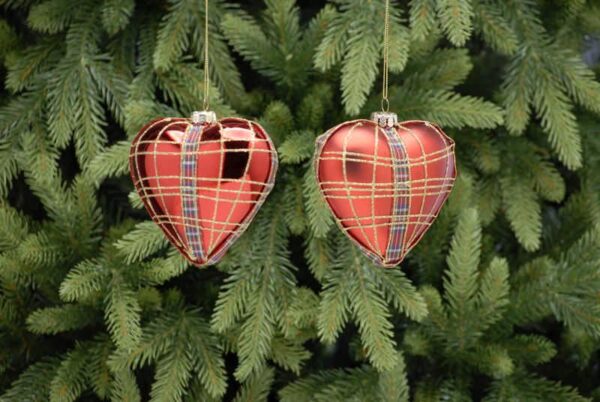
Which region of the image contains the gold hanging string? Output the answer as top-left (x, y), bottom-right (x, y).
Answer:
top-left (381, 0), bottom-right (390, 112)
top-left (203, 0), bottom-right (210, 111)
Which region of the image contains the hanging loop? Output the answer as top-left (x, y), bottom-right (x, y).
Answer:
top-left (381, 97), bottom-right (389, 113)
top-left (381, 0), bottom-right (390, 112)
top-left (202, 0), bottom-right (210, 111)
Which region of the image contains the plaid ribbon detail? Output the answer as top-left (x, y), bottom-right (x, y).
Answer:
top-left (206, 125), bottom-right (279, 265)
top-left (383, 126), bottom-right (409, 264)
top-left (181, 123), bottom-right (205, 260)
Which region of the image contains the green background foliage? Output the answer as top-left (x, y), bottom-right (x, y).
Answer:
top-left (0, 0), bottom-right (599, 400)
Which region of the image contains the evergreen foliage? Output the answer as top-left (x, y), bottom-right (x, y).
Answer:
top-left (0, 0), bottom-right (599, 400)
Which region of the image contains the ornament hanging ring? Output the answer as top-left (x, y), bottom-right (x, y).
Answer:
top-left (381, 0), bottom-right (390, 113)
top-left (381, 98), bottom-right (390, 112)
top-left (202, 0), bottom-right (210, 111)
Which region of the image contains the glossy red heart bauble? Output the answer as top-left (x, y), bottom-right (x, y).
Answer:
top-left (315, 119), bottom-right (456, 267)
top-left (130, 117), bottom-right (278, 266)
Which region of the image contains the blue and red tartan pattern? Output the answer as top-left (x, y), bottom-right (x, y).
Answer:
top-left (181, 123), bottom-right (205, 260)
top-left (383, 126), bottom-right (409, 264)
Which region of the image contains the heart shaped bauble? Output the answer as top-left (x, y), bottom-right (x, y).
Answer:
top-left (130, 112), bottom-right (278, 266)
top-left (315, 112), bottom-right (456, 267)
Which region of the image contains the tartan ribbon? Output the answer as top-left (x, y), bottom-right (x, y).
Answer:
top-left (383, 126), bottom-right (409, 264)
top-left (181, 123), bottom-right (205, 260)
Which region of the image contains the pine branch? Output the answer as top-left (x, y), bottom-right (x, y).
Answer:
top-left (370, 265), bottom-right (428, 321)
top-left (234, 265), bottom-right (276, 381)
top-left (50, 344), bottom-right (91, 402)
top-left (387, 16), bottom-right (410, 73)
top-left (5, 39), bottom-right (62, 92)
top-left (156, 62), bottom-right (234, 117)
top-left (282, 287), bottom-right (320, 339)
top-left (233, 367), bottom-right (274, 402)
top-left (187, 315), bottom-right (227, 398)
top-left (303, 165), bottom-right (334, 238)
top-left (87, 337), bottom-right (114, 400)
top-left (409, 0), bottom-right (438, 41)
top-left (392, 89), bottom-right (504, 129)
top-left (476, 177), bottom-right (500, 225)
top-left (296, 83), bottom-right (334, 130)
top-left (472, 343), bottom-right (514, 378)
top-left (317, 266), bottom-right (352, 343)
top-left (113, 307), bottom-right (226, 400)
top-left (506, 334), bottom-right (556, 366)
top-left (221, 10), bottom-right (280, 81)
top-left (211, 264), bottom-right (256, 334)
top-left (530, 158), bottom-right (565, 203)
top-left (0, 87), bottom-right (47, 140)
top-left (115, 221), bottom-right (170, 264)
top-left (444, 208), bottom-right (481, 315)
top-left (105, 274), bottom-right (142, 351)
top-left (85, 140), bottom-right (130, 185)
top-left (280, 367), bottom-right (379, 402)
top-left (473, 0), bottom-right (518, 55)
top-left (278, 131), bottom-right (315, 164)
top-left (436, 0), bottom-right (473, 46)
top-left (470, 135), bottom-right (500, 174)
top-left (340, 23), bottom-right (380, 115)
top-left (60, 259), bottom-right (108, 302)
top-left (184, 378), bottom-right (220, 402)
top-left (111, 312), bottom-right (179, 371)
top-left (0, 141), bottom-right (18, 198)
top-left (282, 176), bottom-right (307, 235)
top-left (213, 202), bottom-right (296, 381)
top-left (271, 336), bottom-right (311, 374)
top-left (0, 17), bottom-right (18, 59)
top-left (550, 47), bottom-right (600, 116)
top-left (1, 357), bottom-right (60, 402)
top-left (0, 203), bottom-right (29, 251)
top-left (188, 5), bottom-right (245, 105)
top-left (100, 0), bottom-right (134, 35)
top-left (532, 66), bottom-right (582, 170)
top-left (27, 0), bottom-right (77, 34)
top-left (500, 175), bottom-right (541, 251)
top-left (501, 50), bottom-right (533, 135)
top-left (313, 7), bottom-right (348, 71)
top-left (402, 48), bottom-right (473, 92)
top-left (139, 251), bottom-right (189, 286)
top-left (442, 208), bottom-right (482, 351)
top-left (110, 369), bottom-right (141, 402)
top-left (485, 370), bottom-right (590, 402)
top-left (149, 341), bottom-right (194, 402)
top-left (153, 0), bottom-right (193, 71)
top-left (90, 56), bottom-right (130, 126)
top-left (475, 257), bottom-right (509, 332)
top-left (258, 101), bottom-right (294, 144)
top-left (320, 245), bottom-right (399, 370)
top-left (27, 304), bottom-right (98, 334)
top-left (378, 351), bottom-right (410, 401)
top-left (304, 233), bottom-right (334, 282)
top-left (18, 126), bottom-right (59, 184)
top-left (510, 228), bottom-right (600, 336)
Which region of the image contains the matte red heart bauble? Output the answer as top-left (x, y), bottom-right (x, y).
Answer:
top-left (129, 112), bottom-right (278, 266)
top-left (315, 113), bottom-right (456, 267)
